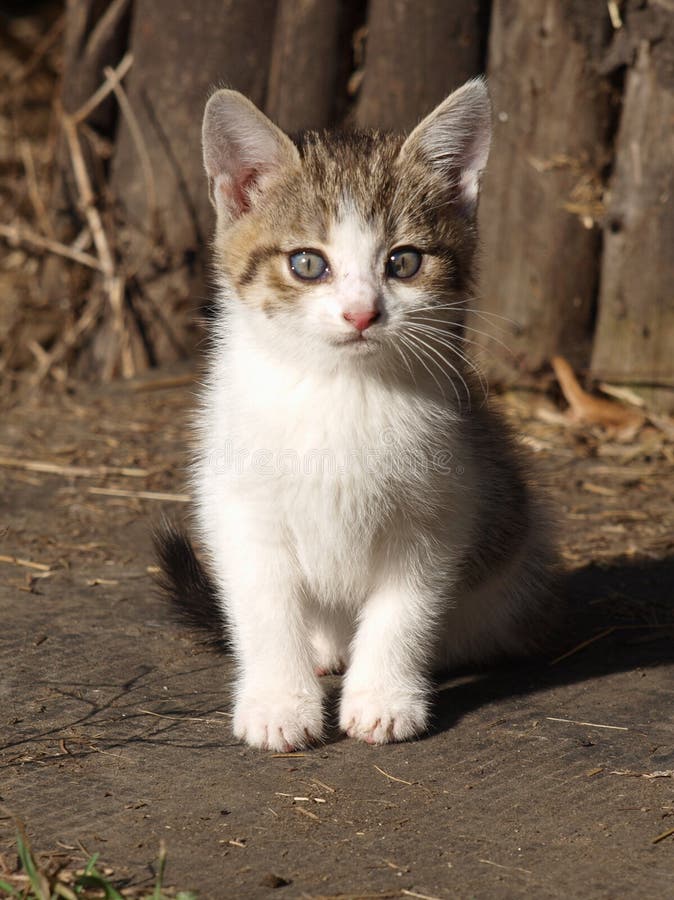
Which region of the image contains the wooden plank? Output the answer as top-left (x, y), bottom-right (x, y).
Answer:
top-left (61, 0), bottom-right (132, 129)
top-left (469, 0), bottom-right (613, 383)
top-left (110, 0), bottom-right (278, 258)
top-left (104, 0), bottom-right (278, 369)
top-left (265, 0), bottom-right (341, 132)
top-left (591, 4), bottom-right (674, 413)
top-left (354, 0), bottom-right (485, 131)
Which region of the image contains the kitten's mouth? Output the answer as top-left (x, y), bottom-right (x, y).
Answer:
top-left (333, 333), bottom-right (378, 351)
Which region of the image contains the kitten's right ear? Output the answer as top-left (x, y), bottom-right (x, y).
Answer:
top-left (202, 90), bottom-right (299, 222)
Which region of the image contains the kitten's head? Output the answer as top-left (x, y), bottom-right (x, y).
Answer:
top-left (202, 79), bottom-right (491, 376)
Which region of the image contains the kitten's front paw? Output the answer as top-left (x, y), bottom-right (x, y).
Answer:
top-left (339, 688), bottom-right (429, 744)
top-left (233, 688), bottom-right (324, 751)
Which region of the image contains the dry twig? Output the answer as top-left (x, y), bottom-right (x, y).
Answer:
top-left (0, 554), bottom-right (51, 572)
top-left (0, 456), bottom-right (149, 478)
top-left (71, 52), bottom-right (134, 125)
top-left (552, 356), bottom-right (645, 430)
top-left (62, 112), bottom-right (133, 378)
top-left (87, 486), bottom-right (190, 502)
top-left (19, 140), bottom-right (53, 236)
top-left (0, 222), bottom-right (101, 271)
top-left (550, 626), bottom-right (618, 665)
top-left (652, 827), bottom-right (674, 845)
top-left (137, 709), bottom-right (226, 724)
top-left (373, 765), bottom-right (414, 786)
top-left (31, 296), bottom-right (104, 384)
top-left (545, 717), bottom-right (628, 732)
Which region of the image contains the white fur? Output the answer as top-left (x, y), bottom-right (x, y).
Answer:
top-left (193, 209), bottom-right (544, 751)
top-left (193, 84), bottom-right (548, 751)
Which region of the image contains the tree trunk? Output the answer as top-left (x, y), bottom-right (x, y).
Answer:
top-left (591, 3), bottom-right (674, 412)
top-left (469, 0), bottom-right (613, 384)
top-left (354, 0), bottom-right (486, 131)
top-left (87, 0), bottom-right (278, 373)
top-left (111, 0), bottom-right (276, 266)
top-left (60, 0), bottom-right (132, 131)
top-left (265, 0), bottom-right (342, 132)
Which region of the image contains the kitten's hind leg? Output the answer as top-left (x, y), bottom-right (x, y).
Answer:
top-left (309, 606), bottom-right (353, 676)
top-left (435, 520), bottom-right (557, 670)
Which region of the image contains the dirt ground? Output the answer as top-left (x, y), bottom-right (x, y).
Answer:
top-left (1, 372), bottom-right (673, 899)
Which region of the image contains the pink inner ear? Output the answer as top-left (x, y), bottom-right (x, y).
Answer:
top-left (234, 167), bottom-right (259, 214)
top-left (215, 166), bottom-right (262, 217)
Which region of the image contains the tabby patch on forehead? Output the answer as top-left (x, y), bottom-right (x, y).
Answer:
top-left (238, 244), bottom-right (281, 288)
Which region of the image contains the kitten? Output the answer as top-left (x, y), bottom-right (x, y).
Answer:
top-left (156, 78), bottom-right (556, 751)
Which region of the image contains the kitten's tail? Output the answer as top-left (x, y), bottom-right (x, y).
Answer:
top-left (153, 520), bottom-right (228, 651)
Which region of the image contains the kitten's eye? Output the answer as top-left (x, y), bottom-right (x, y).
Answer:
top-left (387, 247), bottom-right (422, 279)
top-left (289, 250), bottom-right (328, 281)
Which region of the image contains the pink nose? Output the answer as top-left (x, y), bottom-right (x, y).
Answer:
top-left (343, 309), bottom-right (379, 332)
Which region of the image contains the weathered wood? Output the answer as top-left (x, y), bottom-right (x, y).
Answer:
top-left (469, 0), bottom-right (613, 382)
top-left (60, 0), bottom-right (132, 127)
top-left (265, 0), bottom-right (341, 132)
top-left (110, 0), bottom-right (277, 261)
top-left (27, 0), bottom-right (674, 390)
top-left (591, 3), bottom-right (674, 412)
top-left (103, 0), bottom-right (278, 368)
top-left (51, 0), bottom-right (131, 223)
top-left (355, 0), bottom-right (485, 131)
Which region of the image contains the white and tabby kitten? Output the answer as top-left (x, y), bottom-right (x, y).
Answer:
top-left (157, 78), bottom-right (555, 751)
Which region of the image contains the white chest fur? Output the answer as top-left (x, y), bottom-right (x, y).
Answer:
top-left (196, 319), bottom-right (469, 605)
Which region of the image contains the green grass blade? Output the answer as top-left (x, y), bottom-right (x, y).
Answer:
top-left (0, 878), bottom-right (19, 896)
top-left (82, 852), bottom-right (100, 876)
top-left (15, 828), bottom-right (49, 900)
top-left (152, 841), bottom-right (167, 900)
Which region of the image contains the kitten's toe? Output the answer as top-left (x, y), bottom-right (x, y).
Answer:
top-left (233, 689), bottom-right (324, 751)
top-left (339, 689), bottom-right (429, 744)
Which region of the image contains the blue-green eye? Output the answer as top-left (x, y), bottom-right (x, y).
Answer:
top-left (289, 250), bottom-right (328, 280)
top-left (387, 247), bottom-right (422, 279)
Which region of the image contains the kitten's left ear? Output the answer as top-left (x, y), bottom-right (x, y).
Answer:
top-left (399, 77), bottom-right (492, 215)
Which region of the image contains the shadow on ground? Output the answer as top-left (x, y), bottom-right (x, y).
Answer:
top-left (434, 555), bottom-right (674, 735)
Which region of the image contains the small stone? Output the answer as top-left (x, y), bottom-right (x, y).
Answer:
top-left (259, 873), bottom-right (291, 889)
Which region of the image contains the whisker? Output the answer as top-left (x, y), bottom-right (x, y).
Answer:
top-left (411, 301), bottom-right (515, 334)
top-left (406, 324), bottom-right (487, 402)
top-left (414, 297), bottom-right (518, 323)
top-left (399, 333), bottom-right (447, 401)
top-left (410, 316), bottom-right (514, 357)
top-left (391, 339), bottom-right (416, 383)
top-left (469, 309), bottom-right (515, 331)
top-left (405, 327), bottom-right (470, 409)
top-left (458, 323), bottom-right (515, 356)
